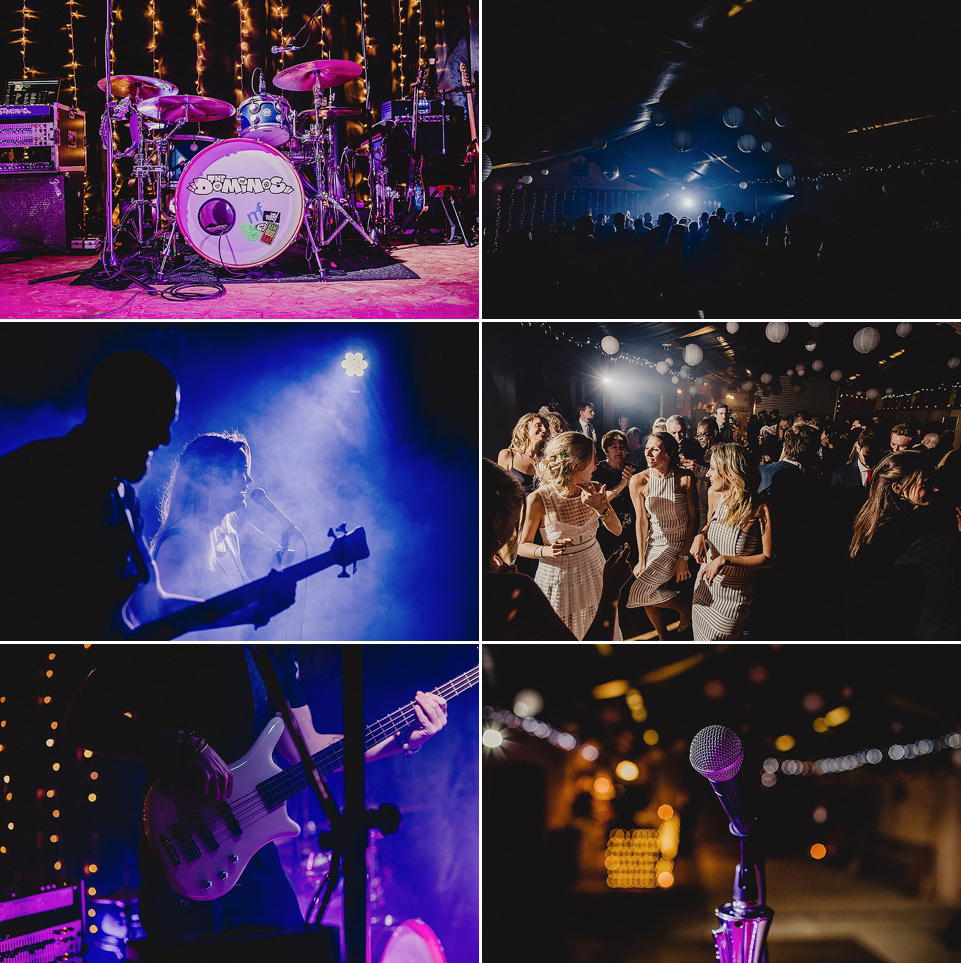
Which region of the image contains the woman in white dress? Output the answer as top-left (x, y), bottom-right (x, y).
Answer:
top-left (517, 431), bottom-right (623, 640)
top-left (626, 432), bottom-right (698, 639)
top-left (691, 443), bottom-right (774, 641)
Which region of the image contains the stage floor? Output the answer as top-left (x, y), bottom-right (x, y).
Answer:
top-left (0, 240), bottom-right (478, 319)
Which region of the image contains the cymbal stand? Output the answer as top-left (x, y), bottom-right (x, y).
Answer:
top-left (304, 78), bottom-right (379, 255)
top-left (102, 0), bottom-right (119, 268)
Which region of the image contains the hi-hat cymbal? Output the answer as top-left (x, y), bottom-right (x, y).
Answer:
top-left (273, 59), bottom-right (363, 92)
top-left (98, 74), bottom-right (179, 101)
top-left (297, 107), bottom-right (363, 124)
top-left (138, 95), bottom-right (236, 124)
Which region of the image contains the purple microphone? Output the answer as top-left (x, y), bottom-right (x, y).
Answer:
top-left (690, 725), bottom-right (754, 837)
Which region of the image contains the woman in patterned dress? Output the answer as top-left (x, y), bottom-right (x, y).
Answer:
top-left (517, 431), bottom-right (623, 640)
top-left (626, 432), bottom-right (698, 640)
top-left (691, 443), bottom-right (774, 641)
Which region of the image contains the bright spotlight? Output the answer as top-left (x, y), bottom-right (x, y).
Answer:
top-left (342, 352), bottom-right (369, 377)
top-left (683, 197), bottom-right (695, 208)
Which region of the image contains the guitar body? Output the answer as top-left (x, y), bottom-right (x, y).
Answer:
top-left (143, 717), bottom-right (300, 901)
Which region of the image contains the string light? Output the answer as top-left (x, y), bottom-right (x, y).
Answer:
top-left (236, 0), bottom-right (254, 105)
top-left (14, 3), bottom-right (38, 79)
top-left (63, 0), bottom-right (83, 107)
top-left (191, 1), bottom-right (208, 95)
top-left (269, 2), bottom-right (290, 63)
top-left (145, 0), bottom-right (162, 81)
top-left (396, 0), bottom-right (407, 95)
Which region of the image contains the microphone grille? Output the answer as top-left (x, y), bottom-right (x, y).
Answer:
top-left (690, 725), bottom-right (744, 782)
top-left (249, 488), bottom-right (267, 503)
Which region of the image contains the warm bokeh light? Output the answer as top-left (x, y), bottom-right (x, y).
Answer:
top-left (592, 679), bottom-right (629, 700)
top-left (825, 706), bottom-right (851, 727)
top-left (512, 688), bottom-right (544, 718)
top-left (657, 871), bottom-right (675, 888)
top-left (813, 717), bottom-right (829, 733)
top-left (642, 729), bottom-right (659, 746)
top-left (615, 760), bottom-right (639, 781)
top-left (810, 843), bottom-right (827, 860)
top-left (657, 804), bottom-right (674, 820)
top-left (580, 744), bottom-right (599, 761)
top-left (775, 734), bottom-right (796, 752)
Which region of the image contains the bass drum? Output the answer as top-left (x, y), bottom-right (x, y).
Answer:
top-left (175, 138), bottom-right (305, 268)
top-left (378, 920), bottom-right (447, 963)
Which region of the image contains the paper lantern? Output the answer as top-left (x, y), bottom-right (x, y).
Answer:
top-left (949, 358), bottom-right (961, 369)
top-left (812, 359), bottom-right (824, 372)
top-left (651, 106), bottom-right (667, 127)
top-left (540, 169), bottom-right (550, 175)
top-left (853, 326), bottom-right (880, 353)
top-left (760, 372), bottom-right (773, 384)
top-left (672, 129), bottom-right (694, 152)
top-left (776, 163), bottom-right (794, 180)
top-left (664, 356), bottom-right (675, 367)
top-left (896, 323), bottom-right (913, 337)
top-left (786, 368), bottom-right (795, 377)
top-left (482, 154), bottom-right (492, 181)
top-left (885, 388), bottom-right (894, 394)
top-left (593, 136), bottom-right (607, 150)
top-left (672, 376), bottom-right (679, 384)
top-left (603, 165), bottom-right (619, 181)
top-left (741, 381), bottom-right (754, 392)
top-left (739, 182), bottom-right (748, 189)
top-left (765, 322), bottom-right (789, 343)
top-left (683, 343), bottom-right (704, 366)
top-left (483, 124), bottom-right (491, 143)
top-left (796, 364), bottom-right (806, 377)
top-left (601, 336), bottom-right (619, 355)
top-left (808, 322), bottom-right (825, 327)
top-left (865, 388), bottom-right (880, 400)
top-left (656, 361), bottom-right (669, 374)
top-left (726, 322), bottom-right (740, 334)
top-left (786, 178), bottom-right (796, 188)
top-left (737, 134), bottom-right (757, 153)
top-left (805, 340), bottom-right (816, 352)
top-left (761, 141), bottom-right (773, 152)
top-left (521, 175), bottom-right (533, 185)
top-left (722, 106), bottom-right (745, 128)
top-left (775, 114), bottom-right (790, 127)
top-left (830, 369), bottom-right (843, 382)
top-left (816, 183), bottom-right (825, 191)
top-left (689, 385), bottom-right (699, 395)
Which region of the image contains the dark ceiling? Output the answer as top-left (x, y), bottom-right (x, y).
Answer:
top-left (483, 0), bottom-right (960, 177)
top-left (502, 322), bottom-right (961, 393)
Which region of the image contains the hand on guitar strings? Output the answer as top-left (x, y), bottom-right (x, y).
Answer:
top-left (404, 690), bottom-right (448, 754)
top-left (189, 743), bottom-right (234, 803)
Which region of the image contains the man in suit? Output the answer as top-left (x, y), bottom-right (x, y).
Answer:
top-left (830, 428), bottom-right (879, 496)
top-left (577, 401), bottom-right (598, 448)
top-left (666, 415), bottom-right (704, 464)
top-left (714, 403), bottom-right (735, 444)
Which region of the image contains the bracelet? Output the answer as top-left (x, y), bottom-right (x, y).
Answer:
top-left (402, 740), bottom-right (421, 756)
top-left (176, 729), bottom-right (208, 767)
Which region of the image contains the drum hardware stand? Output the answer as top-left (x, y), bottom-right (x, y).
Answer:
top-left (424, 184), bottom-right (471, 246)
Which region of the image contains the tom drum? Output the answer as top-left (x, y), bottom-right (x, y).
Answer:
top-left (238, 95), bottom-right (294, 147)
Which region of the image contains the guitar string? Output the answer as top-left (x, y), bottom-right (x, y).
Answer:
top-left (170, 669), bottom-right (479, 854)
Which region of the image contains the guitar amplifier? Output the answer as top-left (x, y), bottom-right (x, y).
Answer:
top-left (0, 103), bottom-right (86, 172)
top-left (0, 878), bottom-right (84, 963)
top-left (380, 100), bottom-right (464, 126)
top-left (0, 172), bottom-right (85, 251)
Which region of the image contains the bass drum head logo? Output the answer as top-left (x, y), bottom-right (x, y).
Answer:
top-left (175, 138), bottom-right (305, 268)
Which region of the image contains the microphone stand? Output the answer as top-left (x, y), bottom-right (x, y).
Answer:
top-left (712, 815), bottom-right (773, 963)
top-left (102, 0), bottom-right (119, 268)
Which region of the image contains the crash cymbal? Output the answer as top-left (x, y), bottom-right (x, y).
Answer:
top-left (137, 95), bottom-right (236, 124)
top-left (273, 59), bottom-right (363, 92)
top-left (98, 74), bottom-right (179, 101)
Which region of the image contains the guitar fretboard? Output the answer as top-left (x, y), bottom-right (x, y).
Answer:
top-left (258, 666), bottom-right (479, 809)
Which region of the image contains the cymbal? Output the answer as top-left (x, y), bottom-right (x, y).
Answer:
top-left (273, 59), bottom-right (363, 92)
top-left (98, 74), bottom-right (178, 101)
top-left (138, 95), bottom-right (236, 124)
top-left (298, 107), bottom-right (363, 122)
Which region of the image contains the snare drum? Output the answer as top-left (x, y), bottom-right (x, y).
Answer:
top-left (165, 135), bottom-right (218, 186)
top-left (175, 138), bottom-right (305, 268)
top-left (238, 95), bottom-right (294, 147)
top-left (378, 920), bottom-right (447, 963)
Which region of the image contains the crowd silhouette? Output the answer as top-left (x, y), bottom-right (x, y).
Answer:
top-left (484, 204), bottom-right (957, 319)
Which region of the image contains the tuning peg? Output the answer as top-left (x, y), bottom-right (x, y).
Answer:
top-left (327, 527), bottom-right (336, 539)
top-left (338, 566), bottom-right (350, 578)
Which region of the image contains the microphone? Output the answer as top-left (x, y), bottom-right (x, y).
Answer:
top-left (249, 488), bottom-right (300, 534)
top-left (271, 43), bottom-right (300, 54)
top-left (690, 725), bottom-right (754, 837)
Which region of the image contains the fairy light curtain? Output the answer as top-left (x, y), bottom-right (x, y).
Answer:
top-left (0, 0), bottom-right (472, 225)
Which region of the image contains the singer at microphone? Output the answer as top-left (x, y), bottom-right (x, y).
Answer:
top-left (250, 487), bottom-right (303, 538)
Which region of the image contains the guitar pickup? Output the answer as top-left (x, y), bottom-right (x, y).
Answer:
top-left (218, 801), bottom-right (244, 839)
top-left (170, 821), bottom-right (202, 863)
top-left (158, 833), bottom-right (182, 867)
top-left (185, 810), bottom-right (219, 853)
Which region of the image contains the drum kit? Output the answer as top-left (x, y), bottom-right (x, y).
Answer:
top-left (98, 58), bottom-right (386, 278)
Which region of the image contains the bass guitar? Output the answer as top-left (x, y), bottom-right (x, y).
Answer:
top-left (123, 524), bottom-right (369, 640)
top-left (460, 62), bottom-right (478, 197)
top-left (143, 665), bottom-right (479, 901)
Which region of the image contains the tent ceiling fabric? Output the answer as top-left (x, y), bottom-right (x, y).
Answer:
top-left (485, 0), bottom-right (959, 172)
top-left (530, 323), bottom-right (961, 392)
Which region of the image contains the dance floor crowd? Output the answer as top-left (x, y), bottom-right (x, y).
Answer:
top-left (484, 403), bottom-right (961, 641)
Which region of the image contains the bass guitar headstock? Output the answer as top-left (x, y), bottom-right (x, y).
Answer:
top-left (327, 524), bottom-right (370, 578)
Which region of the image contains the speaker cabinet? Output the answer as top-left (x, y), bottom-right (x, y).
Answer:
top-left (127, 925), bottom-right (341, 963)
top-left (0, 173), bottom-right (84, 252)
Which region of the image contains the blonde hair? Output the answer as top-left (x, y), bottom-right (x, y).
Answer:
top-left (710, 443), bottom-right (760, 531)
top-left (509, 412), bottom-right (548, 457)
top-left (537, 431), bottom-right (595, 492)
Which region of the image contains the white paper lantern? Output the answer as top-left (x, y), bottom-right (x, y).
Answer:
top-left (737, 133), bottom-right (758, 153)
top-left (765, 322), bottom-right (789, 343)
top-left (722, 106), bottom-right (745, 128)
top-left (830, 369), bottom-right (843, 382)
top-left (776, 163), bottom-right (794, 180)
top-left (896, 323), bottom-right (912, 337)
top-left (683, 343), bottom-right (704, 366)
top-left (866, 388), bottom-right (880, 400)
top-left (885, 388), bottom-right (894, 394)
top-left (689, 385), bottom-right (699, 395)
top-left (679, 365), bottom-right (690, 379)
top-left (540, 169), bottom-right (550, 176)
top-left (760, 373), bottom-right (773, 385)
top-left (786, 368), bottom-right (795, 377)
top-left (739, 182), bottom-right (748, 189)
top-left (812, 359), bottom-right (824, 372)
top-left (741, 380), bottom-right (754, 392)
top-left (664, 356), bottom-right (675, 367)
top-left (949, 357), bottom-right (961, 369)
top-left (805, 340), bottom-right (816, 352)
top-left (726, 322), bottom-right (740, 334)
top-left (656, 361), bottom-right (669, 374)
top-left (761, 141), bottom-right (773, 152)
top-left (808, 322), bottom-right (825, 327)
top-left (672, 375), bottom-right (680, 384)
top-left (601, 336), bottom-right (620, 355)
top-left (521, 175), bottom-right (533, 184)
top-left (796, 364), bottom-right (806, 377)
top-left (853, 326), bottom-right (880, 354)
